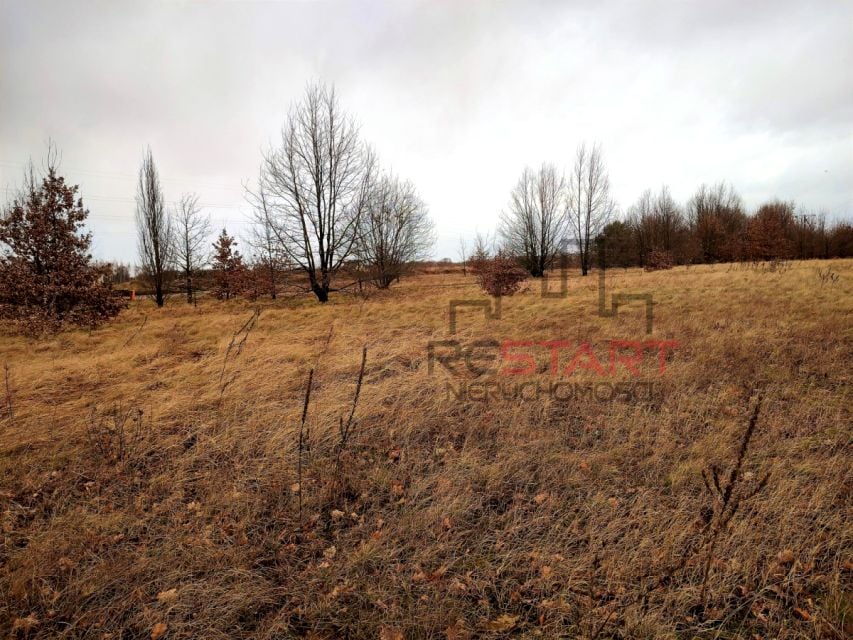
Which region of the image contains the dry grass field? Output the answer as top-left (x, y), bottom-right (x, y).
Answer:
top-left (0, 260), bottom-right (850, 639)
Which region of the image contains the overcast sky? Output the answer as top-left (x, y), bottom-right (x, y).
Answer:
top-left (1, 0), bottom-right (851, 262)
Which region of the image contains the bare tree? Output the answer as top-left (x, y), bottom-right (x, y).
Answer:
top-left (566, 142), bottom-right (615, 275)
top-left (647, 185), bottom-right (697, 263)
top-left (135, 147), bottom-right (174, 307)
top-left (257, 82), bottom-right (373, 303)
top-left (650, 185), bottom-right (682, 253)
top-left (457, 236), bottom-right (468, 275)
top-left (354, 171), bottom-right (434, 288)
top-left (687, 182), bottom-right (745, 263)
top-left (500, 163), bottom-right (568, 277)
top-left (627, 189), bottom-right (655, 268)
top-left (467, 230), bottom-right (494, 277)
top-left (174, 193), bottom-right (211, 304)
top-left (472, 231), bottom-right (493, 260)
top-left (246, 181), bottom-right (287, 299)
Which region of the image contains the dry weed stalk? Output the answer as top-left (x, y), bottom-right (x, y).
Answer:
top-left (218, 307), bottom-right (261, 399)
top-left (297, 368), bottom-right (314, 523)
top-left (816, 266), bottom-right (840, 285)
top-left (85, 404), bottom-right (144, 463)
top-left (332, 345), bottom-right (367, 496)
top-left (3, 361), bottom-right (12, 422)
top-left (121, 314), bottom-right (147, 348)
top-left (698, 394), bottom-right (769, 608)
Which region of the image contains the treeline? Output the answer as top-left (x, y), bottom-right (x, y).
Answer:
top-left (133, 82), bottom-right (435, 307)
top-left (0, 82), bottom-right (437, 331)
top-left (598, 185), bottom-right (853, 269)
top-left (2, 81), bottom-right (852, 333)
top-left (486, 150), bottom-right (851, 279)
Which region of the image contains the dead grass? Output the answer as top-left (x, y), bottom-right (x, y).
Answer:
top-left (1, 260), bottom-right (851, 638)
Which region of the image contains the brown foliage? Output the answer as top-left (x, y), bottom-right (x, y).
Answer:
top-left (743, 200), bottom-right (795, 262)
top-left (644, 249), bottom-right (674, 271)
top-left (474, 252), bottom-right (528, 296)
top-left (210, 228), bottom-right (247, 300)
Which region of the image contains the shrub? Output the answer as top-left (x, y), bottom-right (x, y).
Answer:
top-left (645, 249), bottom-right (675, 271)
top-left (475, 253), bottom-right (528, 297)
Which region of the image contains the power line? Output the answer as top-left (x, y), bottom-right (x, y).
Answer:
top-left (0, 185), bottom-right (248, 210)
top-left (0, 160), bottom-right (247, 193)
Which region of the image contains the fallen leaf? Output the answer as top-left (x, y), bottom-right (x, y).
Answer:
top-left (151, 622), bottom-right (168, 639)
top-left (793, 607), bottom-right (811, 621)
top-left (444, 621), bottom-right (468, 639)
top-left (429, 565), bottom-right (449, 581)
top-left (777, 549), bottom-right (795, 564)
top-left (485, 614), bottom-right (518, 631)
top-left (156, 588), bottom-right (178, 604)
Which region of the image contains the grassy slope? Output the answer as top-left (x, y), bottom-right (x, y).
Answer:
top-left (0, 260), bottom-right (850, 638)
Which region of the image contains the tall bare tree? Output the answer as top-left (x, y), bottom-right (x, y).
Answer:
top-left (566, 142), bottom-right (615, 275)
top-left (473, 231), bottom-right (494, 259)
top-left (457, 236), bottom-right (469, 276)
top-left (174, 192), bottom-right (211, 304)
top-left (257, 82), bottom-right (373, 302)
top-left (135, 147), bottom-right (174, 307)
top-left (354, 171), bottom-right (434, 288)
top-left (687, 182), bottom-right (745, 263)
top-left (245, 181), bottom-right (289, 299)
top-left (627, 189), bottom-right (655, 267)
top-left (650, 185), bottom-right (683, 253)
top-left (500, 163), bottom-right (568, 277)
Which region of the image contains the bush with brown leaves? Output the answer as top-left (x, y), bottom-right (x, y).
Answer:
top-left (474, 253), bottom-right (528, 296)
top-left (644, 249), bottom-right (675, 271)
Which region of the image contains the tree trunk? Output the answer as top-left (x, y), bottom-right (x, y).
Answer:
top-left (312, 284), bottom-right (329, 303)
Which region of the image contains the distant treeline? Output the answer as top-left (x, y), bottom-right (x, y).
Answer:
top-left (596, 190), bottom-right (851, 269)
